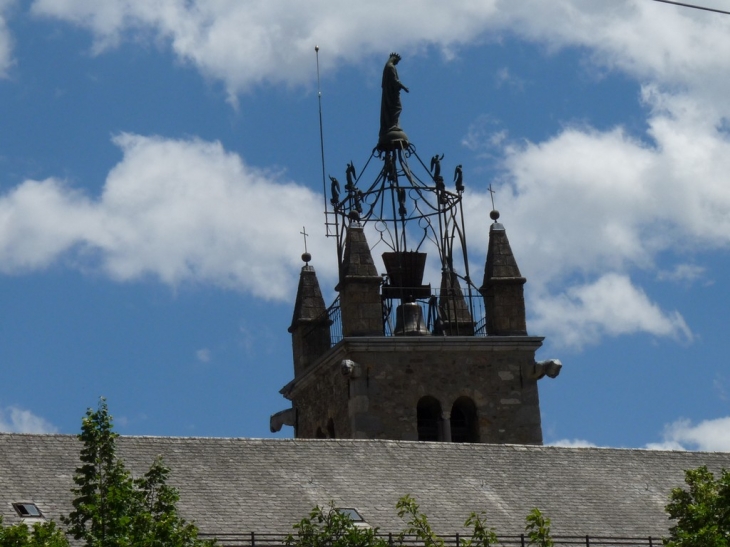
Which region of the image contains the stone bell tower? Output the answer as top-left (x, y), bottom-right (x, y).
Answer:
top-left (270, 53), bottom-right (560, 444)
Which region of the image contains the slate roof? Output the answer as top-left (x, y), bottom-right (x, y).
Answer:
top-left (2, 433), bottom-right (730, 539)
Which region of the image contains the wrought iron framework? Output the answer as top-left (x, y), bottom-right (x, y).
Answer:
top-left (325, 141), bottom-right (479, 333)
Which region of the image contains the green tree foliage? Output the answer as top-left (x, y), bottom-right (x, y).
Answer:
top-left (62, 398), bottom-right (135, 546)
top-left (290, 497), bottom-right (554, 547)
top-left (396, 495), bottom-right (445, 547)
top-left (129, 457), bottom-right (212, 547)
top-left (61, 398), bottom-right (213, 547)
top-left (664, 465), bottom-right (730, 547)
top-left (525, 509), bottom-right (553, 547)
top-left (0, 517), bottom-right (69, 547)
top-left (462, 512), bottom-right (499, 547)
top-left (396, 495), bottom-right (501, 547)
top-left (286, 503), bottom-right (388, 547)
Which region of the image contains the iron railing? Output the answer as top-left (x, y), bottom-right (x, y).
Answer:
top-left (303, 290), bottom-right (488, 350)
top-left (324, 296), bottom-right (342, 344)
top-left (199, 532), bottom-right (662, 546)
top-left (381, 290), bottom-right (486, 339)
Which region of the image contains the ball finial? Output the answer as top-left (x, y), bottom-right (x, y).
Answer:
top-left (302, 252), bottom-right (312, 264)
top-left (490, 210), bottom-right (500, 222)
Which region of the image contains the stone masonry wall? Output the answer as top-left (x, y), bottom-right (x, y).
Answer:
top-left (482, 281), bottom-right (528, 336)
top-left (293, 358), bottom-right (352, 439)
top-left (290, 337), bottom-right (544, 444)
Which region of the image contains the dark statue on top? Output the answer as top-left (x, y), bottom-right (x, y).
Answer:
top-left (379, 52), bottom-right (409, 150)
top-left (454, 165), bottom-right (464, 193)
top-left (329, 175), bottom-right (340, 206)
top-left (430, 154), bottom-right (444, 179)
top-left (345, 161), bottom-right (357, 191)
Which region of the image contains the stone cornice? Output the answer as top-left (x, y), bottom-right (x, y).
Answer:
top-left (281, 336), bottom-right (544, 398)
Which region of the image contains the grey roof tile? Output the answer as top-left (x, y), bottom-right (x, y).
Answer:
top-left (1, 434), bottom-right (729, 538)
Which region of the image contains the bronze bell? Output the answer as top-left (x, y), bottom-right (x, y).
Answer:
top-left (394, 302), bottom-right (430, 336)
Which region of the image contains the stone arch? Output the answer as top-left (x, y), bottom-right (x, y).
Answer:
top-left (450, 396), bottom-right (479, 443)
top-left (417, 396), bottom-right (441, 442)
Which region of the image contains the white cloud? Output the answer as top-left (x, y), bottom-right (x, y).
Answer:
top-left (29, 0), bottom-right (500, 98)
top-left (494, 67), bottom-right (524, 91)
top-left (548, 416), bottom-right (730, 451)
top-left (196, 348), bottom-right (211, 363)
top-left (547, 438), bottom-right (597, 448)
top-left (0, 0), bottom-right (15, 77)
top-left (0, 134), bottom-right (330, 300)
top-left (497, 92), bottom-right (730, 277)
top-left (27, 1), bottom-right (730, 105)
top-left (528, 274), bottom-right (691, 349)
top-left (714, 374), bottom-right (728, 402)
top-left (461, 115), bottom-right (506, 154)
top-left (550, 416), bottom-right (730, 451)
top-left (0, 405), bottom-right (57, 433)
top-left (459, 82), bottom-right (730, 348)
top-left (647, 417), bottom-right (730, 452)
top-left (529, 2), bottom-right (730, 82)
top-left (657, 264), bottom-right (706, 284)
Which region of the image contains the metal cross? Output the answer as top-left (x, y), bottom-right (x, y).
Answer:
top-left (488, 184), bottom-right (497, 210)
top-left (300, 227), bottom-right (309, 254)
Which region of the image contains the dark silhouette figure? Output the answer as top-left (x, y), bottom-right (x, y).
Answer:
top-left (380, 53), bottom-right (409, 138)
top-left (454, 165), bottom-right (464, 193)
top-left (346, 161), bottom-right (357, 191)
top-left (330, 175), bottom-right (340, 206)
top-left (430, 154), bottom-right (444, 178)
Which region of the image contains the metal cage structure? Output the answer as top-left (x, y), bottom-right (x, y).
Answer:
top-left (325, 141), bottom-right (478, 336)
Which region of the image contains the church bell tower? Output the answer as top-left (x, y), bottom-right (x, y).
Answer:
top-left (270, 53), bottom-right (561, 444)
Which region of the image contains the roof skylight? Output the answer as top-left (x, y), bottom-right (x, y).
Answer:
top-left (12, 503), bottom-right (43, 518)
top-left (337, 508), bottom-right (364, 522)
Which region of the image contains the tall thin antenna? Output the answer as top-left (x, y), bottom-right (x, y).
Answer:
top-left (315, 46), bottom-right (329, 224)
top-left (651, 0), bottom-right (730, 16)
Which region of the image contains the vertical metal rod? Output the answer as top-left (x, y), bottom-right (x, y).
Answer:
top-left (396, 146), bottom-right (407, 251)
top-left (315, 46), bottom-right (329, 229)
top-left (458, 199), bottom-right (476, 322)
top-left (432, 165), bottom-right (446, 270)
top-left (389, 153), bottom-right (401, 253)
top-left (250, 531), bottom-right (255, 547)
top-left (520, 533), bottom-right (525, 547)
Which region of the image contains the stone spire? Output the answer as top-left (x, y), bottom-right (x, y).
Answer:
top-left (289, 256), bottom-right (330, 377)
top-left (337, 223), bottom-right (383, 336)
top-left (438, 269), bottom-right (474, 335)
top-left (479, 211), bottom-right (527, 336)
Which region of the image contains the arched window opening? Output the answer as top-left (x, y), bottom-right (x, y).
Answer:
top-left (327, 418), bottom-right (336, 439)
top-left (315, 426), bottom-right (326, 438)
top-left (417, 396), bottom-right (441, 442)
top-left (450, 397), bottom-right (479, 443)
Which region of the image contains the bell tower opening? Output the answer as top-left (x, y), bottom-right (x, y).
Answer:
top-left (417, 396), bottom-right (441, 442)
top-left (450, 397), bottom-right (479, 443)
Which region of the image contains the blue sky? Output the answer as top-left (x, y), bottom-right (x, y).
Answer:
top-left (1, 0), bottom-right (729, 451)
